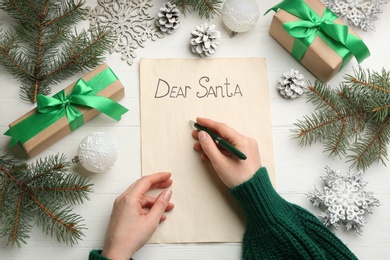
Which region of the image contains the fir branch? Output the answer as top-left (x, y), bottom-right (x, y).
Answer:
top-left (336, 88), bottom-right (367, 132)
top-left (0, 178), bottom-right (7, 212)
top-left (42, 26), bottom-right (113, 83)
top-left (293, 68), bottom-right (390, 170)
top-left (12, 192), bottom-right (23, 244)
top-left (294, 110), bottom-right (362, 156)
top-left (171, 0), bottom-right (223, 19)
top-left (173, 0), bottom-right (188, 15)
top-left (0, 0), bottom-right (114, 103)
top-left (348, 117), bottom-right (390, 170)
top-left (344, 68), bottom-right (390, 122)
top-left (0, 153), bottom-right (93, 247)
top-left (44, 1), bottom-right (84, 28)
top-left (0, 30), bottom-right (33, 78)
top-left (349, 70), bottom-right (390, 94)
top-left (306, 85), bottom-right (342, 116)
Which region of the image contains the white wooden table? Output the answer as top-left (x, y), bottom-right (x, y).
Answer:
top-left (1, 1), bottom-right (389, 259)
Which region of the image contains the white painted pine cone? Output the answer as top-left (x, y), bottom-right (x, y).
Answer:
top-left (156, 2), bottom-right (181, 34)
top-left (277, 69), bottom-right (305, 99)
top-left (190, 23), bottom-right (221, 57)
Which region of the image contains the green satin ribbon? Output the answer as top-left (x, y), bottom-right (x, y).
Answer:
top-left (5, 67), bottom-right (128, 148)
top-left (265, 0), bottom-right (370, 66)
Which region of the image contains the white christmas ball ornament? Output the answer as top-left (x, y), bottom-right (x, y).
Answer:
top-left (77, 132), bottom-right (118, 173)
top-left (221, 0), bottom-right (260, 36)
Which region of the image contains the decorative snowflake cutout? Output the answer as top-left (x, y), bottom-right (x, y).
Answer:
top-left (84, 0), bottom-right (164, 65)
top-left (322, 0), bottom-right (390, 31)
top-left (307, 166), bottom-right (381, 235)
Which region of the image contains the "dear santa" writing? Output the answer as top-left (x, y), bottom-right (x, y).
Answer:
top-left (154, 76), bottom-right (243, 99)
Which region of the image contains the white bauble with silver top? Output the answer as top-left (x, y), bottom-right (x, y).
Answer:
top-left (221, 0), bottom-right (260, 36)
top-left (77, 132), bottom-right (118, 173)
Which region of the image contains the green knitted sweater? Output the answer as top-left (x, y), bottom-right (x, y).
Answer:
top-left (89, 167), bottom-right (357, 260)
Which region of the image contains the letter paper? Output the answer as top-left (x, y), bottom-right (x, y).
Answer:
top-left (140, 58), bottom-right (275, 243)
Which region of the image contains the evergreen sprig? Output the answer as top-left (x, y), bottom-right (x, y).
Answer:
top-left (171, 0), bottom-right (223, 20)
top-left (293, 68), bottom-right (390, 171)
top-left (0, 0), bottom-right (114, 103)
top-left (0, 153), bottom-right (93, 247)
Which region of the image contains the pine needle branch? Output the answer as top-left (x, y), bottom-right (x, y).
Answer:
top-left (0, 153), bottom-right (93, 247)
top-left (0, 30), bottom-right (33, 78)
top-left (293, 67), bottom-right (390, 170)
top-left (170, 0), bottom-right (223, 19)
top-left (349, 72), bottom-right (390, 94)
top-left (348, 116), bottom-right (390, 170)
top-left (307, 85), bottom-right (341, 115)
top-left (44, 1), bottom-right (84, 28)
top-left (0, 0), bottom-right (114, 103)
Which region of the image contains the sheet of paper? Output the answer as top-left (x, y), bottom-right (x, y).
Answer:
top-left (140, 58), bottom-right (275, 243)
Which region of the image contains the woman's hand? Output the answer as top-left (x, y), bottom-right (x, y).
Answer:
top-left (193, 117), bottom-right (262, 188)
top-left (101, 172), bottom-right (174, 260)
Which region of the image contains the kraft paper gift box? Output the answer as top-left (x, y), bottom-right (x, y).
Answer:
top-left (5, 63), bottom-right (128, 158)
top-left (266, 0), bottom-right (370, 82)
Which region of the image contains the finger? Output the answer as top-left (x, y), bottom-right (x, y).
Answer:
top-left (142, 203), bottom-right (174, 213)
top-left (160, 215), bottom-right (167, 223)
top-left (197, 131), bottom-right (225, 163)
top-left (192, 130), bottom-right (199, 140)
top-left (150, 178), bottom-right (173, 190)
top-left (147, 202), bottom-right (174, 212)
top-left (141, 195), bottom-right (159, 208)
top-left (165, 202), bottom-right (175, 211)
top-left (194, 141), bottom-right (211, 161)
top-left (142, 196), bottom-right (175, 211)
top-left (141, 208), bottom-right (150, 215)
top-left (148, 189), bottom-right (173, 222)
top-left (195, 140), bottom-right (236, 157)
top-left (193, 142), bottom-right (203, 153)
top-left (128, 172), bottom-right (172, 195)
top-left (196, 117), bottom-right (241, 143)
top-left (141, 209), bottom-right (174, 222)
top-left (201, 153), bottom-right (210, 161)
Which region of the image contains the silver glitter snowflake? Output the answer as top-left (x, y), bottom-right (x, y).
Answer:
top-left (84, 0), bottom-right (164, 65)
top-left (307, 166), bottom-right (381, 235)
top-left (322, 0), bottom-right (390, 31)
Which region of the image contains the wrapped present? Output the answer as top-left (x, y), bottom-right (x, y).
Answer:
top-left (265, 0), bottom-right (370, 82)
top-left (4, 63), bottom-right (128, 158)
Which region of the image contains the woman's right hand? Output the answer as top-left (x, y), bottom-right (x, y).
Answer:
top-left (192, 117), bottom-right (262, 188)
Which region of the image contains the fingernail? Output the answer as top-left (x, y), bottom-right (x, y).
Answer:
top-left (198, 131), bottom-right (207, 141)
top-left (164, 189), bottom-right (172, 200)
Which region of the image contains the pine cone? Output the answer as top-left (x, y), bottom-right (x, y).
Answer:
top-left (190, 23), bottom-right (221, 57)
top-left (277, 69), bottom-right (305, 99)
top-left (156, 2), bottom-right (181, 34)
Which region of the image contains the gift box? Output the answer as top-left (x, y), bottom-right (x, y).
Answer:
top-left (5, 63), bottom-right (128, 158)
top-left (266, 0), bottom-right (370, 82)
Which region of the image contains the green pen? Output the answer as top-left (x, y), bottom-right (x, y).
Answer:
top-left (190, 120), bottom-right (247, 160)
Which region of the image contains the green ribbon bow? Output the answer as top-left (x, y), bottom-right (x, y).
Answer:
top-left (5, 67), bottom-right (128, 148)
top-left (265, 0), bottom-right (370, 65)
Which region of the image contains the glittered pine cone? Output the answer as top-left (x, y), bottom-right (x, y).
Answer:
top-left (156, 2), bottom-right (181, 34)
top-left (190, 23), bottom-right (221, 57)
top-left (277, 69), bottom-right (305, 99)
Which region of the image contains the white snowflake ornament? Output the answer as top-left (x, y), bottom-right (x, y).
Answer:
top-left (307, 166), bottom-right (381, 235)
top-left (85, 0), bottom-right (164, 65)
top-left (322, 0), bottom-right (390, 31)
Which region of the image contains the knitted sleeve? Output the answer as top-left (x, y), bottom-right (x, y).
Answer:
top-left (88, 249), bottom-right (134, 260)
top-left (89, 250), bottom-right (109, 260)
top-left (230, 167), bottom-right (358, 260)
